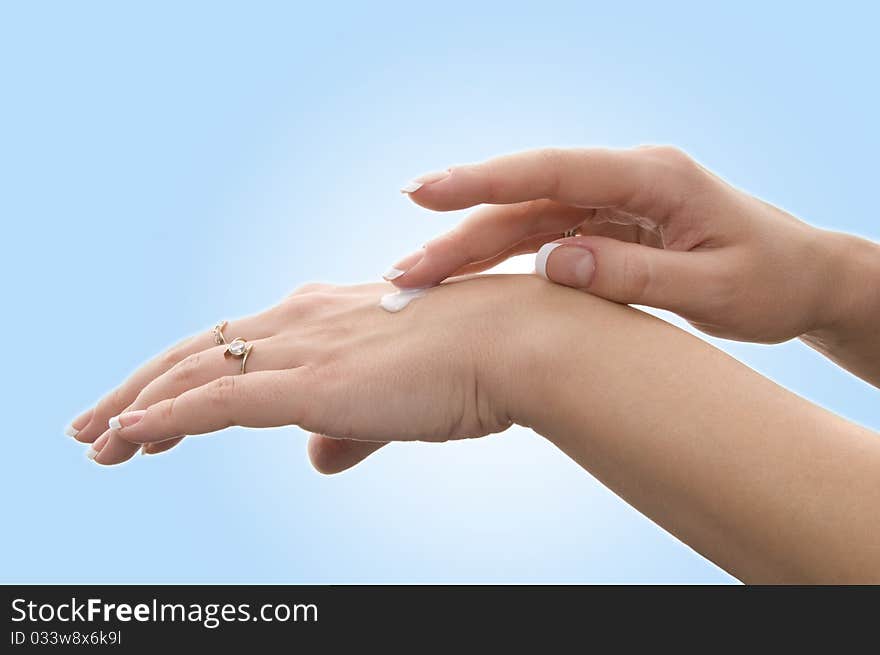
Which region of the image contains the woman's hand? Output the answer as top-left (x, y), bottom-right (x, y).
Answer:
top-left (388, 147), bottom-right (880, 384)
top-left (67, 276), bottom-right (545, 467)
top-left (66, 272), bottom-right (880, 581)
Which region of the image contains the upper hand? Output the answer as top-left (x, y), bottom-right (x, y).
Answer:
top-left (388, 146), bottom-right (850, 344)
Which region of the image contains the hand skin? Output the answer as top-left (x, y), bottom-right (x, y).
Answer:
top-left (70, 274), bottom-right (880, 583)
top-left (388, 146), bottom-right (880, 386)
top-left (71, 278), bottom-right (521, 465)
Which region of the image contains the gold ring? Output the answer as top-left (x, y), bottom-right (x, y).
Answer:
top-left (224, 337), bottom-right (253, 375)
top-left (212, 320), bottom-right (228, 345)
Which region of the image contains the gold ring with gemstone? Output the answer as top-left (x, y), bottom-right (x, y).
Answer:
top-left (224, 337), bottom-right (253, 375)
top-left (212, 320), bottom-right (229, 346)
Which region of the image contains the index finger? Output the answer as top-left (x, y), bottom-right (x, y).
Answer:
top-left (404, 146), bottom-right (708, 220)
top-left (111, 368), bottom-right (314, 448)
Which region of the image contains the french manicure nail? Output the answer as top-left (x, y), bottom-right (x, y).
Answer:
top-left (87, 432), bottom-right (111, 463)
top-left (67, 408), bottom-right (94, 437)
top-left (400, 169), bottom-right (451, 193)
top-left (536, 243), bottom-right (596, 288)
top-left (109, 410), bottom-right (147, 430)
top-left (383, 248), bottom-right (425, 281)
top-left (535, 243), bottom-right (563, 280)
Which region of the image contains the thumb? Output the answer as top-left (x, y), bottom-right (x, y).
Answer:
top-left (535, 235), bottom-right (716, 314)
top-left (307, 434), bottom-right (387, 475)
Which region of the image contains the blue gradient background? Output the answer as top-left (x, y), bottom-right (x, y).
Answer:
top-left (2, 2), bottom-right (878, 583)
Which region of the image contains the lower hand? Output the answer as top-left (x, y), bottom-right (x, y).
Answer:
top-left (67, 276), bottom-right (546, 468)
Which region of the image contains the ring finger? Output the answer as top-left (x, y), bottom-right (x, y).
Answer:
top-left (92, 336), bottom-right (286, 465)
top-left (68, 314), bottom-right (276, 445)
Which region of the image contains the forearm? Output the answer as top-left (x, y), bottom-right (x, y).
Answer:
top-left (507, 281), bottom-right (880, 583)
top-left (799, 230), bottom-right (880, 387)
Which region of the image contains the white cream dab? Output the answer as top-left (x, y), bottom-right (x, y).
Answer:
top-left (379, 287), bottom-right (429, 313)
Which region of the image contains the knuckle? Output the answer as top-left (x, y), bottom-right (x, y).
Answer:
top-left (289, 282), bottom-right (333, 298)
top-left (169, 352), bottom-right (202, 384)
top-left (110, 386), bottom-right (129, 409)
top-left (159, 348), bottom-right (184, 371)
top-left (98, 386), bottom-right (129, 414)
top-left (206, 375), bottom-right (237, 406)
top-left (540, 148), bottom-right (567, 196)
top-left (430, 229), bottom-right (471, 262)
top-left (642, 145), bottom-right (698, 174)
top-left (157, 396), bottom-right (178, 423)
top-left (538, 146), bottom-right (565, 163)
top-left (291, 365), bottom-right (322, 431)
top-left (634, 147), bottom-right (708, 214)
top-left (473, 162), bottom-right (500, 203)
top-left (640, 144), bottom-right (685, 160)
top-left (426, 230), bottom-right (458, 250)
top-left (512, 198), bottom-right (543, 220)
top-left (619, 249), bottom-right (653, 301)
top-left (280, 292), bottom-right (331, 318)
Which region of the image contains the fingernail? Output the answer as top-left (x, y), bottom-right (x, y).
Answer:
top-left (383, 248), bottom-right (425, 281)
top-left (400, 169), bottom-right (451, 193)
top-left (536, 243), bottom-right (595, 288)
top-left (68, 408), bottom-right (94, 437)
top-left (109, 410), bottom-right (147, 430)
top-left (87, 432), bottom-right (111, 463)
top-left (535, 243), bottom-right (563, 280)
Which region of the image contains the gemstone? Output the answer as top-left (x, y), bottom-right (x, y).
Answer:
top-left (227, 339), bottom-right (247, 356)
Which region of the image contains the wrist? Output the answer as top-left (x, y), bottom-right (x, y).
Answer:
top-left (493, 277), bottom-right (581, 436)
top-left (804, 230), bottom-right (880, 339)
top-left (462, 274), bottom-right (577, 437)
top-left (801, 230), bottom-right (880, 384)
top-left (498, 279), bottom-right (623, 443)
